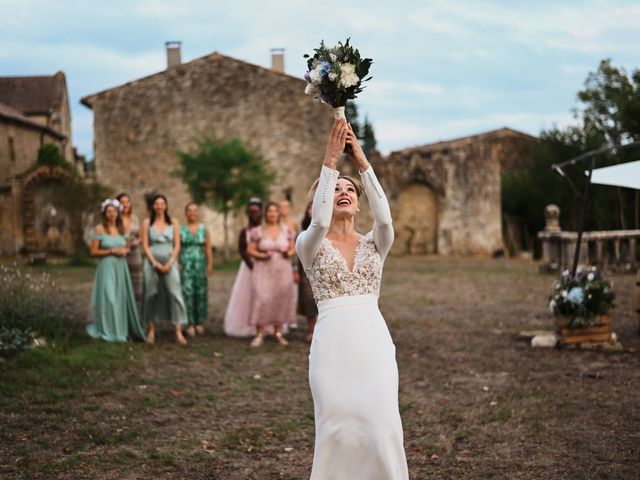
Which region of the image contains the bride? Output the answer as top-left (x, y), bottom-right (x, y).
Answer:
top-left (296, 119), bottom-right (409, 479)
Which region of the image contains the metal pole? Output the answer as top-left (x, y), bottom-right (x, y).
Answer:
top-left (570, 157), bottom-right (595, 278)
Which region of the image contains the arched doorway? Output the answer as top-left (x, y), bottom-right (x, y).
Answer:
top-left (21, 166), bottom-right (72, 254)
top-left (393, 183), bottom-right (438, 254)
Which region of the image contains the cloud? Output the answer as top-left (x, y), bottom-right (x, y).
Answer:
top-left (375, 111), bottom-right (575, 154)
top-left (1, 0), bottom-right (638, 158)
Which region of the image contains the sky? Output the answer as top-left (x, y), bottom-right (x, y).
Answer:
top-left (1, 0), bottom-right (639, 157)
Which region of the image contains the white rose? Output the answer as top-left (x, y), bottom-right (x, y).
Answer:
top-left (305, 83), bottom-right (317, 95)
top-left (339, 63), bottom-right (359, 88)
top-left (341, 63), bottom-right (356, 75)
top-left (309, 66), bottom-right (323, 83)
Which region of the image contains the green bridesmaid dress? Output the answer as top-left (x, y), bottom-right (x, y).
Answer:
top-left (142, 224), bottom-right (188, 327)
top-left (179, 224), bottom-right (208, 326)
top-left (87, 232), bottom-right (146, 342)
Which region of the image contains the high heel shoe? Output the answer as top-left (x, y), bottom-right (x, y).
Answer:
top-left (250, 332), bottom-right (264, 347)
top-left (275, 331), bottom-right (289, 347)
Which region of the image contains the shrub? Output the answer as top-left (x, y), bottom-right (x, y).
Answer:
top-left (0, 263), bottom-right (78, 357)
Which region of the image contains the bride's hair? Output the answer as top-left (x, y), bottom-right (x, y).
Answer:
top-left (307, 175), bottom-right (363, 199)
top-left (338, 175), bottom-right (363, 198)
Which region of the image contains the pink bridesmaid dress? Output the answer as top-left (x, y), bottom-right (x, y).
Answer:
top-left (224, 228), bottom-right (257, 337)
top-left (249, 225), bottom-right (296, 329)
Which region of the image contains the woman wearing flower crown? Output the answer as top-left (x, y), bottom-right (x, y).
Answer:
top-left (86, 199), bottom-right (146, 342)
top-left (141, 194), bottom-right (189, 345)
top-left (296, 119), bottom-right (408, 479)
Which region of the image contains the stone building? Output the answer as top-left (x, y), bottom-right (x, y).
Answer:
top-left (0, 72), bottom-right (75, 255)
top-left (0, 72), bottom-right (74, 161)
top-left (377, 128), bottom-right (536, 255)
top-left (81, 44), bottom-right (334, 248)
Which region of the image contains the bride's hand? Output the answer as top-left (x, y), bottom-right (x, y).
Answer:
top-left (323, 119), bottom-right (349, 169)
top-left (346, 124), bottom-right (370, 172)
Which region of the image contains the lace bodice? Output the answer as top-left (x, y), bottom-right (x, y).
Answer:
top-left (306, 232), bottom-right (383, 302)
top-left (296, 163), bottom-right (393, 304)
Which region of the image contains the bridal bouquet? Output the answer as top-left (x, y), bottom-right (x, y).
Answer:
top-left (303, 38), bottom-right (373, 119)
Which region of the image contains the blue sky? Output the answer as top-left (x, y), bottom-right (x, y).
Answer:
top-left (1, 0), bottom-right (639, 157)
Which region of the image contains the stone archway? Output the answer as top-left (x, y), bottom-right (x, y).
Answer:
top-left (21, 166), bottom-right (72, 254)
top-left (392, 183), bottom-right (438, 254)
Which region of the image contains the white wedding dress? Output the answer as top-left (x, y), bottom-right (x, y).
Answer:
top-left (297, 165), bottom-right (409, 480)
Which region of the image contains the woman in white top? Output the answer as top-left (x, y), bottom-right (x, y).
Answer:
top-left (296, 119), bottom-right (408, 480)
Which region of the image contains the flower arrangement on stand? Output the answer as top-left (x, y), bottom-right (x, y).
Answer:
top-left (549, 266), bottom-right (616, 345)
top-left (303, 38), bottom-right (373, 119)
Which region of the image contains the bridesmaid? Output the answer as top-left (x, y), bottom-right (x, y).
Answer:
top-left (116, 192), bottom-right (142, 310)
top-left (247, 202), bottom-right (296, 347)
top-left (280, 199), bottom-right (300, 329)
top-left (141, 194), bottom-right (188, 345)
top-left (180, 203), bottom-right (213, 337)
top-left (223, 198), bottom-right (263, 337)
top-left (87, 199), bottom-right (146, 342)
top-left (298, 202), bottom-right (318, 343)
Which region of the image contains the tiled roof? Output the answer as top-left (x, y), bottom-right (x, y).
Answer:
top-left (0, 72), bottom-right (66, 115)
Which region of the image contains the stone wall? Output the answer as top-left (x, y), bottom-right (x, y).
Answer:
top-left (0, 120), bottom-right (67, 255)
top-left (83, 53), bottom-right (334, 249)
top-left (378, 129), bottom-right (536, 255)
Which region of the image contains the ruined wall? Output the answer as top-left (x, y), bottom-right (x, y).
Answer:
top-left (0, 120), bottom-right (67, 255)
top-left (378, 130), bottom-right (535, 255)
top-left (86, 54), bottom-right (334, 248)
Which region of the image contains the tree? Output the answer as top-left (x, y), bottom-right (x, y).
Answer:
top-left (35, 144), bottom-right (110, 262)
top-left (577, 59), bottom-right (640, 228)
top-left (345, 101), bottom-right (378, 156)
top-left (502, 59), bottom-right (640, 255)
top-left (361, 116), bottom-right (377, 157)
top-left (175, 137), bottom-right (275, 260)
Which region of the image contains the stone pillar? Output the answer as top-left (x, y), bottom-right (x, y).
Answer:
top-left (540, 204), bottom-right (562, 270)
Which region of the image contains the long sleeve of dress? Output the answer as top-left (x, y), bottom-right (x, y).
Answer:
top-left (296, 165), bottom-right (339, 271)
top-left (360, 165), bottom-right (394, 261)
top-left (296, 164), bottom-right (394, 271)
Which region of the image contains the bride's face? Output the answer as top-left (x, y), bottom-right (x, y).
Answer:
top-left (333, 179), bottom-right (359, 218)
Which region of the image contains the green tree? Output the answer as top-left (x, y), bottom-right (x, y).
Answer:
top-left (578, 59), bottom-right (640, 144)
top-left (577, 59), bottom-right (640, 228)
top-left (345, 101), bottom-right (378, 156)
top-left (502, 59), bottom-right (640, 255)
top-left (361, 115), bottom-right (377, 157)
top-left (34, 143), bottom-right (74, 172)
top-left (345, 101), bottom-right (362, 138)
top-left (175, 137), bottom-right (275, 260)
top-left (34, 145), bottom-right (110, 262)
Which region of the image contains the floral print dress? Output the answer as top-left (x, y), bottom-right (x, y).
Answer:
top-left (179, 224), bottom-right (209, 326)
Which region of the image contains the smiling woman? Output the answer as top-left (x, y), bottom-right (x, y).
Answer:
top-left (296, 119), bottom-right (408, 479)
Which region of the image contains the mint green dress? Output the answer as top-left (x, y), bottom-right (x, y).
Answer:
top-left (142, 225), bottom-right (188, 327)
top-left (179, 224), bottom-right (208, 326)
top-left (87, 232), bottom-right (146, 342)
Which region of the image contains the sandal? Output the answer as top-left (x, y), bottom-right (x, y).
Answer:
top-left (250, 332), bottom-right (264, 348)
top-left (275, 331), bottom-right (289, 347)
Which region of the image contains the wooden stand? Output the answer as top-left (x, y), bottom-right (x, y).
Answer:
top-left (558, 315), bottom-right (612, 345)
top-left (636, 269), bottom-right (640, 333)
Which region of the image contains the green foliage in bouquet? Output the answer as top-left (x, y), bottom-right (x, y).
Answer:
top-left (548, 266), bottom-right (615, 328)
top-left (303, 38), bottom-right (373, 107)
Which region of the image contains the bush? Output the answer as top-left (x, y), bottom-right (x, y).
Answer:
top-left (0, 263), bottom-right (79, 357)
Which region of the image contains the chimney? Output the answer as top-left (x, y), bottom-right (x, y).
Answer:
top-left (166, 41), bottom-right (182, 68)
top-left (271, 48), bottom-right (285, 73)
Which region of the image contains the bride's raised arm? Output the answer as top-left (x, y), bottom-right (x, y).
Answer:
top-left (346, 125), bottom-right (394, 261)
top-left (296, 120), bottom-right (349, 270)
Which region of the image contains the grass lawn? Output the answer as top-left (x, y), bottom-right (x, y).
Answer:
top-left (1, 256), bottom-right (638, 479)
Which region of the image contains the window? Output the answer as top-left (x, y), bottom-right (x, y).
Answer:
top-left (8, 136), bottom-right (15, 163)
